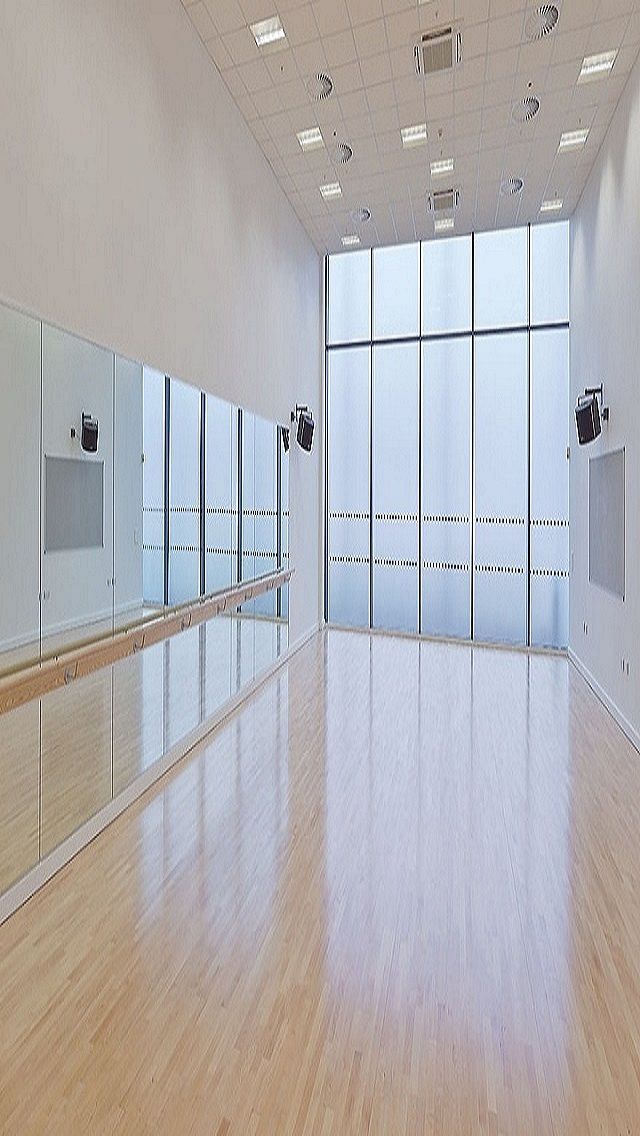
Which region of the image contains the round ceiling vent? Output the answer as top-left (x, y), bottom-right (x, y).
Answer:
top-left (512, 95), bottom-right (540, 123)
top-left (501, 176), bottom-right (524, 196)
top-left (350, 207), bottom-right (371, 224)
top-left (306, 72), bottom-right (333, 102)
top-left (525, 5), bottom-right (559, 41)
top-left (334, 142), bottom-right (353, 165)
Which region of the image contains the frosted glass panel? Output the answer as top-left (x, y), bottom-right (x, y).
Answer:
top-left (328, 250), bottom-right (371, 344)
top-left (474, 333), bottom-right (528, 644)
top-left (531, 222), bottom-right (569, 326)
top-left (279, 438), bottom-right (289, 619)
top-left (531, 328), bottom-right (569, 647)
top-left (205, 395), bottom-right (237, 595)
top-left (422, 338), bottom-right (471, 638)
top-left (168, 378), bottom-right (200, 605)
top-left (474, 228), bottom-right (528, 330)
top-left (143, 367), bottom-right (165, 607)
top-left (372, 343), bottom-right (419, 633)
top-left (328, 347), bottom-right (370, 627)
top-left (373, 243), bottom-right (419, 338)
top-left (422, 235), bottom-right (472, 334)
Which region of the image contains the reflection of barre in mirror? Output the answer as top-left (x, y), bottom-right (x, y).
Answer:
top-left (0, 566), bottom-right (293, 717)
top-left (0, 294), bottom-right (292, 918)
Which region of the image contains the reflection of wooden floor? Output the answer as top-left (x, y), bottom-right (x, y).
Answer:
top-left (0, 615), bottom-right (287, 893)
top-left (1, 629), bottom-right (640, 1133)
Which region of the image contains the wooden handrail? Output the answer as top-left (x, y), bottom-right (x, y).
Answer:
top-left (0, 567), bottom-right (293, 717)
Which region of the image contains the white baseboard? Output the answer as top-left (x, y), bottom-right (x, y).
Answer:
top-left (568, 648), bottom-right (640, 754)
top-left (0, 621), bottom-right (320, 927)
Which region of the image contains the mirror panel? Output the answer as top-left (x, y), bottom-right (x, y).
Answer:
top-left (41, 324), bottom-right (115, 656)
top-left (0, 306), bottom-right (41, 676)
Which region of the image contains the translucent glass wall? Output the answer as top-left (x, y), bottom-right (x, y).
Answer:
top-left (326, 222), bottom-right (570, 649)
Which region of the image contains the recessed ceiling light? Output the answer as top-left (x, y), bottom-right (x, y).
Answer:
top-left (431, 157), bottom-right (455, 177)
top-left (320, 181), bottom-right (342, 200)
top-left (350, 207), bottom-right (371, 224)
top-left (558, 128), bottom-right (589, 152)
top-left (434, 217), bottom-right (455, 233)
top-left (342, 234), bottom-right (360, 247)
top-left (250, 15), bottom-right (285, 48)
top-left (401, 123), bottom-right (428, 148)
top-left (333, 141), bottom-right (353, 164)
top-left (297, 127), bottom-right (324, 152)
top-left (541, 198), bottom-right (564, 213)
top-left (578, 51), bottom-right (617, 83)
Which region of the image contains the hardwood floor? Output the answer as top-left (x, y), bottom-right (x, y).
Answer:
top-left (0, 628), bottom-right (639, 1134)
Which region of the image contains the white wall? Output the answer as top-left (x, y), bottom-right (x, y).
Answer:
top-left (570, 51), bottom-right (640, 742)
top-left (0, 0), bottom-right (321, 643)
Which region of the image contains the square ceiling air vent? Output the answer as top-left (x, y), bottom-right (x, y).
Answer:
top-left (427, 188), bottom-right (460, 213)
top-left (414, 26), bottom-right (462, 77)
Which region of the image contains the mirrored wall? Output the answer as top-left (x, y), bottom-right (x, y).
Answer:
top-left (326, 222), bottom-right (570, 650)
top-left (0, 299), bottom-right (289, 904)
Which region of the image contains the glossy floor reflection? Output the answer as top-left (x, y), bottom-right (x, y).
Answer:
top-left (0, 629), bottom-right (639, 1134)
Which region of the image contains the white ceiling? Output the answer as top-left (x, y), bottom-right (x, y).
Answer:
top-left (181, 0), bottom-right (640, 253)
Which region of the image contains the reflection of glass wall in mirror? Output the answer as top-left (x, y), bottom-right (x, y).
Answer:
top-left (41, 324), bottom-right (114, 654)
top-left (114, 355), bottom-right (144, 631)
top-left (0, 304), bottom-right (41, 674)
top-left (241, 410), bottom-right (256, 591)
top-left (280, 430), bottom-right (289, 623)
top-left (168, 378), bottom-right (201, 605)
top-left (142, 367), bottom-right (165, 608)
top-left (254, 415), bottom-right (277, 617)
top-left (205, 394), bottom-right (237, 594)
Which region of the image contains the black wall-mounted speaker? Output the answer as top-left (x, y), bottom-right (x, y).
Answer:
top-left (575, 395), bottom-right (601, 445)
top-left (297, 410), bottom-right (314, 453)
top-left (81, 413), bottom-right (99, 453)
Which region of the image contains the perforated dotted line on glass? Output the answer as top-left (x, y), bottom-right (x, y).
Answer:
top-left (374, 557), bottom-right (419, 569)
top-left (330, 555), bottom-right (369, 565)
top-left (242, 509), bottom-right (278, 518)
top-left (531, 568), bottom-right (569, 578)
top-left (423, 514), bottom-right (469, 524)
top-left (242, 550), bottom-right (278, 559)
top-left (476, 564), bottom-right (526, 575)
top-left (423, 562), bottom-right (469, 572)
top-left (374, 513), bottom-right (419, 523)
top-left (206, 507), bottom-right (238, 516)
top-left (476, 516), bottom-right (525, 526)
top-left (169, 507), bottom-right (199, 514)
top-left (143, 506), bottom-right (163, 513)
top-left (531, 518), bottom-right (569, 528)
top-left (169, 544), bottom-right (200, 552)
top-left (329, 511), bottom-right (369, 521)
top-left (142, 544), bottom-right (163, 551)
top-left (205, 548), bottom-right (235, 556)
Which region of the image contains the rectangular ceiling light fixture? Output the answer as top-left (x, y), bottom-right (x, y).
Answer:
top-left (558, 128), bottom-right (589, 152)
top-left (401, 123), bottom-right (428, 148)
top-left (342, 234), bottom-right (360, 247)
top-left (434, 217), bottom-right (455, 233)
top-left (320, 182), bottom-right (342, 200)
top-left (250, 16), bottom-right (286, 47)
top-left (540, 198), bottom-right (564, 213)
top-left (431, 157), bottom-right (455, 177)
top-left (297, 126), bottom-right (324, 152)
top-left (578, 50), bottom-right (617, 83)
